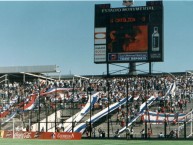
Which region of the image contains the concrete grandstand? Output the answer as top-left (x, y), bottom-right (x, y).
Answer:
top-left (1, 66), bottom-right (193, 139)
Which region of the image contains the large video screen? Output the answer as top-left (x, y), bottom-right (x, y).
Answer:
top-left (94, 3), bottom-right (163, 63)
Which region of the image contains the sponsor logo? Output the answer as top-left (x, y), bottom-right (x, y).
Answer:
top-left (95, 33), bottom-right (106, 39)
top-left (34, 132), bottom-right (40, 138)
top-left (23, 132), bottom-right (32, 139)
top-left (14, 132), bottom-right (23, 139)
top-left (57, 133), bottom-right (75, 140)
top-left (5, 131), bottom-right (13, 138)
top-left (95, 28), bottom-right (106, 44)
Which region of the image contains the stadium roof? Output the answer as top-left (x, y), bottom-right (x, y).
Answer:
top-left (0, 65), bottom-right (58, 74)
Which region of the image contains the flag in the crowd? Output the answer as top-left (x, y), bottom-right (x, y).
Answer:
top-left (122, 0), bottom-right (134, 7)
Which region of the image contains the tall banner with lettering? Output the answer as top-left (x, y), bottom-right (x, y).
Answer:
top-left (94, 2), bottom-right (163, 64)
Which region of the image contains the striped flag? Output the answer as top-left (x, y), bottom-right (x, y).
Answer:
top-left (122, 0), bottom-right (134, 7)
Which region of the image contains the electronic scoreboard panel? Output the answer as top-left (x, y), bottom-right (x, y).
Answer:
top-left (94, 2), bottom-right (163, 64)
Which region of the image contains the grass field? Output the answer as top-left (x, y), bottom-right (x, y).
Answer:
top-left (0, 139), bottom-right (193, 145)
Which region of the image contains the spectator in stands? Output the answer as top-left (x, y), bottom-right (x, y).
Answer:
top-left (1, 73), bottom-right (193, 138)
top-left (92, 127), bottom-right (96, 138)
top-left (174, 129), bottom-right (178, 138)
top-left (125, 126), bottom-right (130, 139)
top-left (140, 129), bottom-right (145, 138)
top-left (120, 118), bottom-right (125, 127)
top-left (61, 123), bottom-right (64, 131)
top-left (147, 128), bottom-right (152, 138)
top-left (159, 132), bottom-right (164, 138)
top-left (130, 127), bottom-right (134, 139)
top-left (102, 130), bottom-right (106, 138)
top-left (56, 127), bottom-right (60, 132)
top-left (26, 125), bottom-right (29, 132)
top-left (114, 129), bottom-right (120, 138)
top-left (98, 127), bottom-right (103, 138)
top-left (169, 130), bottom-right (175, 138)
top-left (86, 129), bottom-right (89, 137)
top-left (41, 127), bottom-right (44, 132)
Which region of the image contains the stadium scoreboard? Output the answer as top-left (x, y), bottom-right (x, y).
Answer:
top-left (94, 1), bottom-right (163, 64)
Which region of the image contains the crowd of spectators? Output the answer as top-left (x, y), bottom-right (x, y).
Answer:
top-left (0, 73), bottom-right (193, 136)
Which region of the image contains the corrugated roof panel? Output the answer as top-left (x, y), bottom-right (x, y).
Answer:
top-left (0, 65), bottom-right (57, 73)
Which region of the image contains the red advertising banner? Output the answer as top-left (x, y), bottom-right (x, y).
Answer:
top-left (2, 131), bottom-right (82, 140)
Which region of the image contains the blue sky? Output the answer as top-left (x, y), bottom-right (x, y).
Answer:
top-left (0, 0), bottom-right (193, 75)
